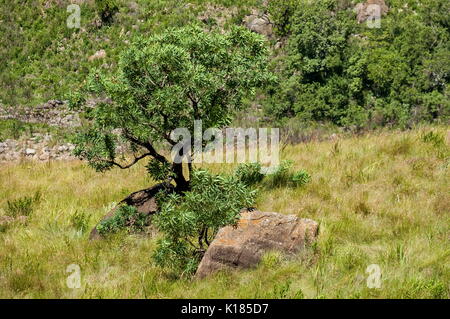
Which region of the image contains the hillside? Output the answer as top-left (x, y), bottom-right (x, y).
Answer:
top-left (1, 0), bottom-right (449, 129)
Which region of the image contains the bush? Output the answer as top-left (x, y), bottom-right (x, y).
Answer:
top-left (266, 160), bottom-right (294, 187)
top-left (292, 169), bottom-right (311, 187)
top-left (95, 0), bottom-right (119, 24)
top-left (235, 162), bottom-right (265, 186)
top-left (152, 169), bottom-right (257, 276)
top-left (96, 205), bottom-right (149, 235)
top-left (5, 191), bottom-right (41, 217)
top-left (70, 211), bottom-right (90, 233)
top-left (266, 160), bottom-right (311, 188)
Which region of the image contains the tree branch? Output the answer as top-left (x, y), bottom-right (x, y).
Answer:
top-left (106, 152), bottom-right (152, 169)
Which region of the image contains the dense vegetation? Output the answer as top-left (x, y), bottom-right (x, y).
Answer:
top-left (1, 0), bottom-right (448, 129)
top-left (266, 0), bottom-right (450, 128)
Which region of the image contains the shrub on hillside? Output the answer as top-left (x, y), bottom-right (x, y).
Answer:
top-left (95, 0), bottom-right (119, 24)
top-left (235, 162), bottom-right (265, 186)
top-left (5, 191), bottom-right (41, 217)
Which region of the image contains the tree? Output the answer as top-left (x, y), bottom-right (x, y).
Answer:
top-left (69, 26), bottom-right (273, 192)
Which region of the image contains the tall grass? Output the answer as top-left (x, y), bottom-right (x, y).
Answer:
top-left (0, 126), bottom-right (448, 298)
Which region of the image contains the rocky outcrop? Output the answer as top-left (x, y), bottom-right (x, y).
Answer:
top-left (0, 100), bottom-right (80, 128)
top-left (244, 12), bottom-right (273, 38)
top-left (89, 183), bottom-right (174, 240)
top-left (195, 210), bottom-right (319, 278)
top-left (354, 0), bottom-right (389, 24)
top-left (88, 49), bottom-right (107, 62)
top-left (0, 134), bottom-right (76, 162)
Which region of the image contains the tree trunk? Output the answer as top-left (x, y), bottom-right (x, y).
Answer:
top-left (172, 162), bottom-right (189, 193)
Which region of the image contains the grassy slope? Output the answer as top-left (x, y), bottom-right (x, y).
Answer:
top-left (0, 0), bottom-right (259, 106)
top-left (0, 126), bottom-right (448, 298)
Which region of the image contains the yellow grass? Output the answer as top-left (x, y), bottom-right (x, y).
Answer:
top-left (0, 126), bottom-right (449, 298)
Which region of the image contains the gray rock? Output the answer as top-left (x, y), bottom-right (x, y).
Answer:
top-left (25, 148), bottom-right (36, 156)
top-left (244, 14), bottom-right (273, 37)
top-left (354, 0), bottom-right (389, 24)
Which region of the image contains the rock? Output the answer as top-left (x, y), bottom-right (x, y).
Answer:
top-left (38, 153), bottom-right (49, 161)
top-left (89, 183), bottom-right (175, 240)
top-left (195, 210), bottom-right (319, 278)
top-left (25, 148), bottom-right (36, 156)
top-left (58, 145), bottom-right (68, 152)
top-left (354, 0), bottom-right (389, 24)
top-left (88, 49), bottom-right (107, 62)
top-left (244, 14), bottom-right (273, 37)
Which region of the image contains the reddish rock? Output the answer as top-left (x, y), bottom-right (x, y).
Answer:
top-left (195, 210), bottom-right (319, 278)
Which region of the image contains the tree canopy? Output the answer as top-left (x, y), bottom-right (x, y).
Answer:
top-left (70, 25), bottom-right (274, 191)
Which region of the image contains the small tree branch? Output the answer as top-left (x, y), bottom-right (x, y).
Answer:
top-left (123, 130), bottom-right (168, 164)
top-left (106, 152), bottom-right (151, 169)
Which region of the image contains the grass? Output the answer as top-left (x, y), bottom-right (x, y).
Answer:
top-left (0, 126), bottom-right (449, 298)
top-left (0, 119), bottom-right (72, 143)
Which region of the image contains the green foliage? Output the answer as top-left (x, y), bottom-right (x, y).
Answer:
top-left (153, 169), bottom-right (257, 276)
top-left (95, 0), bottom-right (119, 24)
top-left (234, 162), bottom-right (264, 186)
top-left (267, 0), bottom-right (299, 37)
top-left (96, 205), bottom-right (149, 235)
top-left (71, 25), bottom-right (273, 189)
top-left (266, 0), bottom-right (450, 128)
top-left (291, 169), bottom-right (311, 187)
top-left (266, 160), bottom-right (311, 188)
top-left (0, 119), bottom-right (66, 142)
top-left (422, 131), bottom-right (445, 148)
top-left (266, 160), bottom-right (294, 187)
top-left (0, 119), bottom-right (27, 141)
top-left (421, 130), bottom-right (449, 159)
top-left (70, 211), bottom-right (90, 233)
top-left (146, 158), bottom-right (175, 182)
top-left (5, 191), bottom-right (41, 217)
top-left (0, 0), bottom-right (261, 107)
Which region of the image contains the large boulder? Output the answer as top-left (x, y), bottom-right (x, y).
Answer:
top-left (89, 182), bottom-right (174, 240)
top-left (244, 14), bottom-right (273, 38)
top-left (354, 0), bottom-right (389, 24)
top-left (195, 210), bottom-right (319, 278)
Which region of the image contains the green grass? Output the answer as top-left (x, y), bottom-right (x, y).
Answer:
top-left (0, 126), bottom-right (448, 298)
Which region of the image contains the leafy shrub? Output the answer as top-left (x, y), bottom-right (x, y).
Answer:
top-left (267, 0), bottom-right (299, 37)
top-left (153, 169), bottom-right (257, 276)
top-left (96, 205), bottom-right (149, 235)
top-left (266, 160), bottom-right (311, 188)
top-left (70, 211), bottom-right (90, 233)
top-left (95, 0), bottom-right (119, 24)
top-left (5, 191), bottom-right (41, 217)
top-left (146, 159), bottom-right (175, 182)
top-left (422, 131), bottom-right (445, 148)
top-left (234, 162), bottom-right (265, 186)
top-left (292, 169), bottom-right (311, 187)
top-left (266, 160), bottom-right (294, 187)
